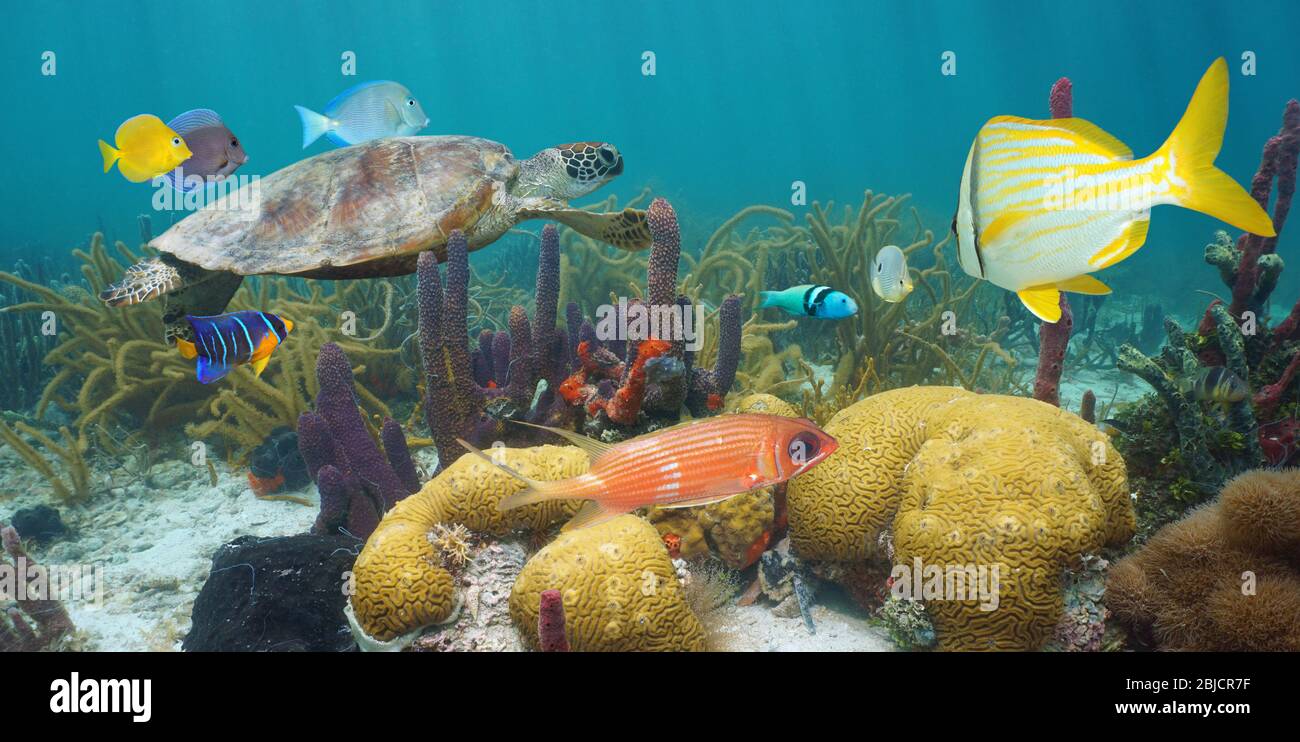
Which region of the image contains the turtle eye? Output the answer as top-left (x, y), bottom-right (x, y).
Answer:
top-left (598, 146), bottom-right (616, 164)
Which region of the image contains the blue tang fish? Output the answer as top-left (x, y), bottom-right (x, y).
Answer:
top-left (175, 311), bottom-right (295, 384)
top-left (759, 285), bottom-right (859, 319)
top-left (294, 80), bottom-right (429, 148)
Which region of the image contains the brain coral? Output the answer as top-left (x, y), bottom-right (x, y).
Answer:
top-left (511, 515), bottom-right (706, 651)
top-left (350, 444), bottom-right (586, 642)
top-left (787, 387), bottom-right (1135, 650)
top-left (1106, 468), bottom-right (1300, 650)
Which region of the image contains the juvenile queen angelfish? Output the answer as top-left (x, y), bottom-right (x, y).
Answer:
top-left (176, 310), bottom-right (294, 384)
top-left (953, 58), bottom-right (1275, 323)
top-left (459, 414), bottom-right (838, 531)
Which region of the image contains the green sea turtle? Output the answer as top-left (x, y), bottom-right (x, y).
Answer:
top-left (101, 135), bottom-right (652, 342)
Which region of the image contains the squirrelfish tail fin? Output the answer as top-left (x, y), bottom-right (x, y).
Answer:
top-left (1160, 58), bottom-right (1276, 237)
top-left (454, 438), bottom-right (571, 511)
top-left (294, 105), bottom-right (331, 149)
top-left (98, 140), bottom-right (120, 173)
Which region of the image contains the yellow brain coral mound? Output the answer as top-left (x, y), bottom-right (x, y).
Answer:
top-left (1106, 469), bottom-right (1300, 651)
top-left (787, 386), bottom-right (975, 561)
top-left (787, 387), bottom-right (1135, 650)
top-left (512, 515), bottom-right (706, 651)
top-left (351, 445), bottom-right (587, 642)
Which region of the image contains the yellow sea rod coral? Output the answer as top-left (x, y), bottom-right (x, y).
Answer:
top-left (350, 445), bottom-right (586, 642)
top-left (511, 515), bottom-right (706, 651)
top-left (787, 387), bottom-right (1135, 650)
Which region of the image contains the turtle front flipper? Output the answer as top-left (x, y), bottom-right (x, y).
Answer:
top-left (99, 258), bottom-right (183, 307)
top-left (518, 205), bottom-right (651, 251)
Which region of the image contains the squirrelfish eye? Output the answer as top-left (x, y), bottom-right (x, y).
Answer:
top-left (788, 431), bottom-right (821, 465)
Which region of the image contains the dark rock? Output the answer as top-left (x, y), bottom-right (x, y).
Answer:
top-left (249, 427), bottom-right (311, 491)
top-left (183, 533), bottom-right (359, 652)
top-left (10, 505), bottom-right (67, 543)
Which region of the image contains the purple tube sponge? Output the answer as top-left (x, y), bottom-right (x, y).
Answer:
top-left (538, 588), bottom-right (569, 652)
top-left (300, 343), bottom-right (417, 538)
top-left (419, 227), bottom-right (565, 469)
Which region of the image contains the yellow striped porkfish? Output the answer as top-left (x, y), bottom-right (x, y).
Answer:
top-left (175, 310), bottom-right (294, 384)
top-left (953, 58), bottom-right (1276, 323)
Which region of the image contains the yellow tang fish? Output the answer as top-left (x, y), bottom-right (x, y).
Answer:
top-left (953, 58), bottom-right (1276, 323)
top-left (98, 114), bottom-right (193, 183)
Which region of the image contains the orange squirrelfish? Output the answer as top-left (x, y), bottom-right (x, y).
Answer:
top-left (459, 414), bottom-right (838, 531)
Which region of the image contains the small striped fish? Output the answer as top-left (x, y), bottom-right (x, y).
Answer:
top-left (459, 414), bottom-right (838, 531)
top-left (953, 58), bottom-right (1276, 323)
top-left (175, 310), bottom-right (294, 384)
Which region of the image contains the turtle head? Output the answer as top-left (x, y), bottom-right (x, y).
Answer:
top-left (519, 142), bottom-right (624, 200)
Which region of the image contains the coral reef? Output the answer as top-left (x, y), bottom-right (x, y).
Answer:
top-left (418, 199), bottom-right (743, 470)
top-left (786, 386), bottom-right (1134, 650)
top-left (349, 444), bottom-right (586, 642)
top-left (0, 257), bottom-right (59, 412)
top-left (298, 343), bottom-right (419, 539)
top-left (510, 515), bottom-right (706, 651)
top-left (1, 523), bottom-right (75, 651)
top-left (1113, 99), bottom-right (1300, 528)
top-left (0, 232), bottom-right (398, 503)
top-left (1106, 469), bottom-right (1300, 650)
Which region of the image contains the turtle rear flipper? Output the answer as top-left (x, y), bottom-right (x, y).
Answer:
top-left (100, 258), bottom-right (183, 307)
top-left (519, 204), bottom-right (651, 251)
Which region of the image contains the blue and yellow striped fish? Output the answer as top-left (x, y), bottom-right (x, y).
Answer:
top-left (953, 58), bottom-right (1276, 323)
top-left (175, 310), bottom-right (294, 384)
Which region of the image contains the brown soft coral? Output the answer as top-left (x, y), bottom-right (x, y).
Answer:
top-left (510, 515), bottom-right (705, 651)
top-left (787, 387), bottom-right (1135, 650)
top-left (1106, 469), bottom-right (1300, 650)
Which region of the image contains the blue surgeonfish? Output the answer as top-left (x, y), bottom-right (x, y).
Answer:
top-left (295, 80), bottom-right (429, 148)
top-left (175, 310), bottom-right (294, 384)
top-left (759, 285), bottom-right (859, 319)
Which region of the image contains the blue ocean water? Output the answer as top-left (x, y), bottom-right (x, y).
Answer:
top-left (2, 0), bottom-right (1298, 301)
